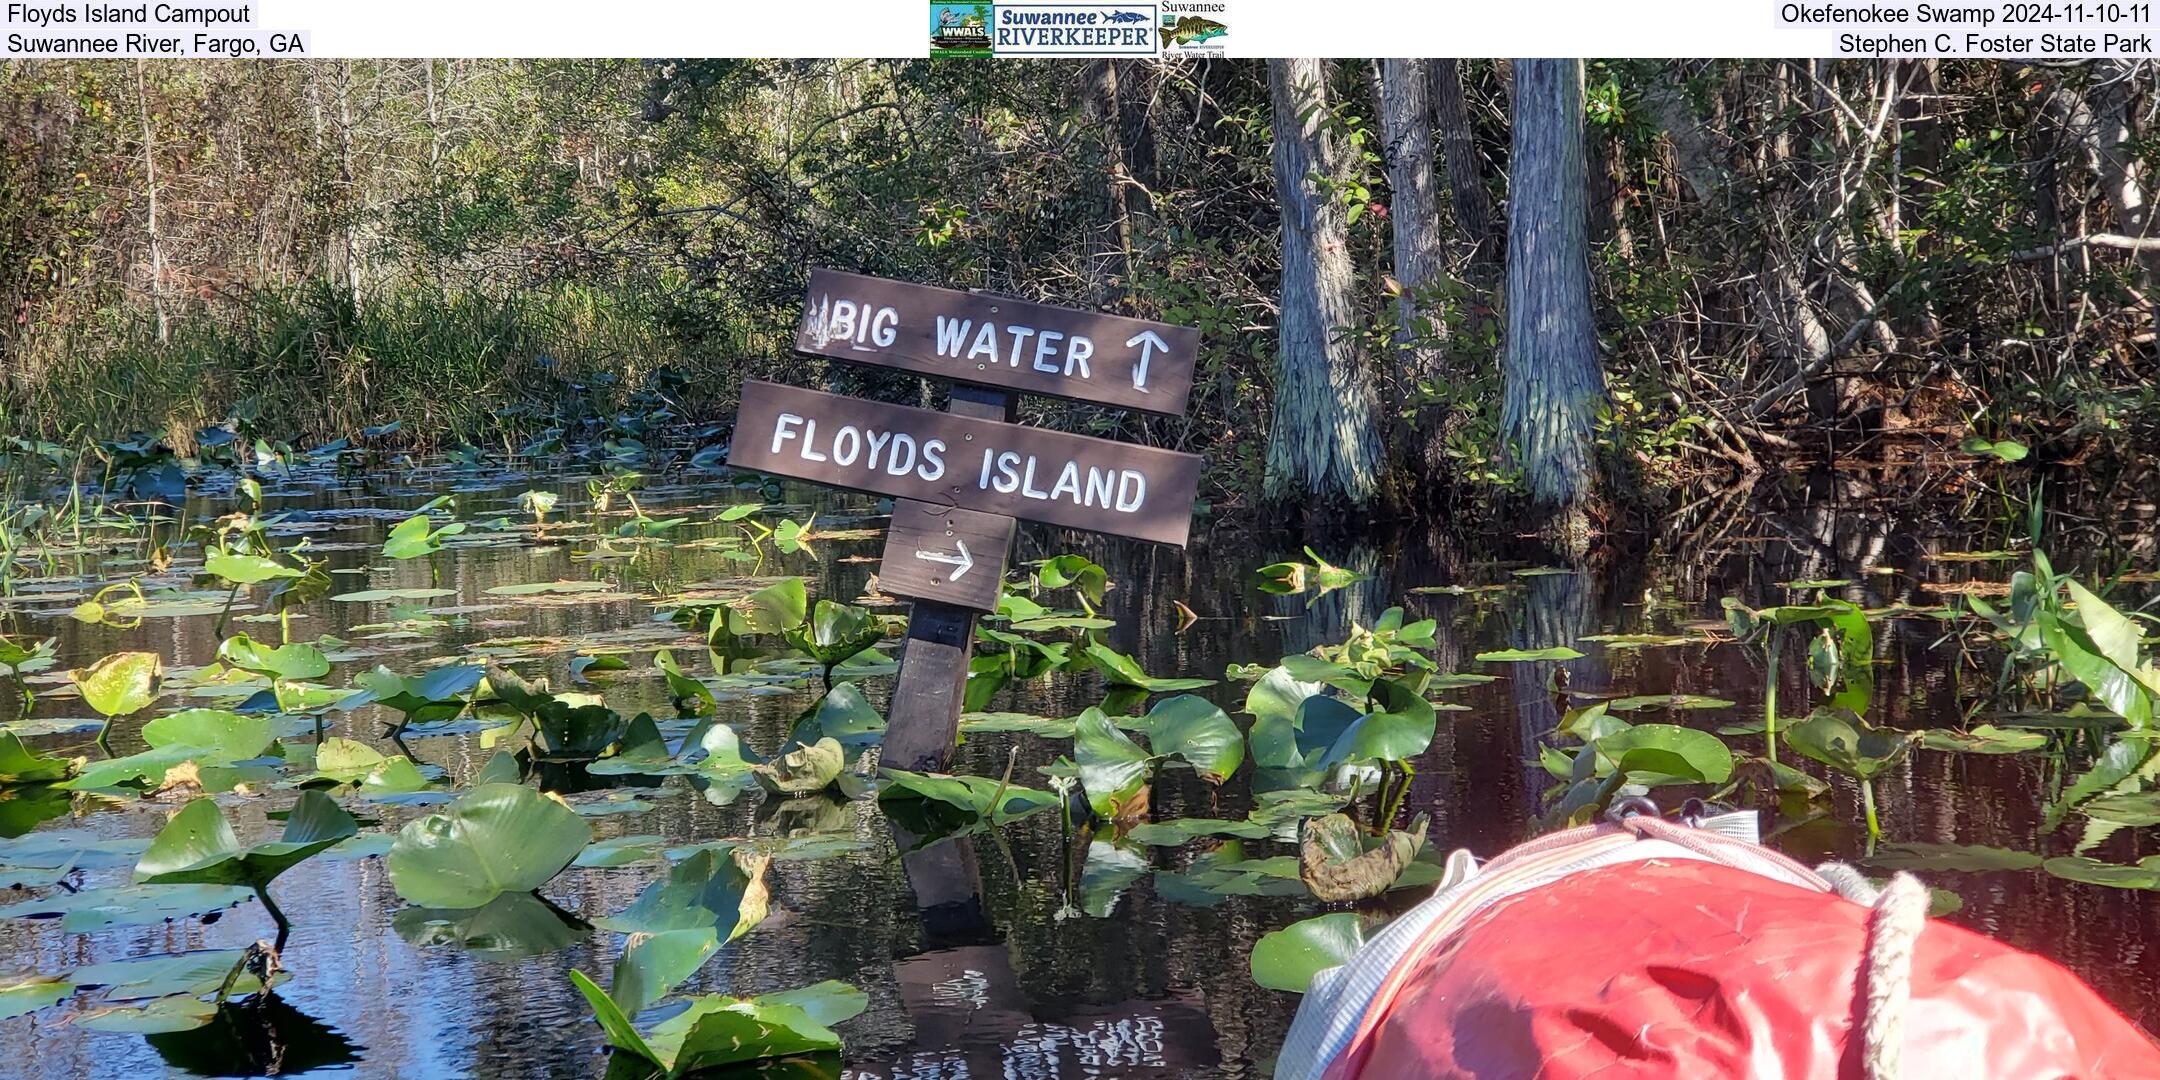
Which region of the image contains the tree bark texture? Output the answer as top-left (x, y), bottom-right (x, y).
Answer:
top-left (1265, 58), bottom-right (1384, 506)
top-left (1430, 59), bottom-right (1491, 258)
top-left (1501, 59), bottom-right (1604, 518)
top-left (1379, 59), bottom-right (1451, 475)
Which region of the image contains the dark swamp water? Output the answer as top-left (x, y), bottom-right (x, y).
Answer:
top-left (1, 448), bottom-right (2157, 1079)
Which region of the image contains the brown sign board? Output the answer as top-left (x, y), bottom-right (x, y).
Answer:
top-left (794, 268), bottom-right (1198, 416)
top-left (727, 380), bottom-right (1201, 547)
top-left (877, 499), bottom-right (1015, 613)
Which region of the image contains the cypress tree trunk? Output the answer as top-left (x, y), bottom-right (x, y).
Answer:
top-left (1266, 58), bottom-right (1384, 507)
top-left (1379, 59), bottom-right (1450, 479)
top-left (1431, 59), bottom-right (1492, 259)
top-left (1501, 59), bottom-right (1604, 536)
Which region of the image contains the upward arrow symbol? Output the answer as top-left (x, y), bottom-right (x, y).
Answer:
top-left (1125, 330), bottom-right (1169, 392)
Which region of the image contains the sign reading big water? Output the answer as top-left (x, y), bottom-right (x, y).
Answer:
top-left (794, 268), bottom-right (1199, 415)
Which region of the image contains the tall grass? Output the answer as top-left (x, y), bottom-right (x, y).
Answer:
top-left (0, 280), bottom-right (699, 448)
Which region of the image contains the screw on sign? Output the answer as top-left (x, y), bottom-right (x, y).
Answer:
top-left (730, 270), bottom-right (1203, 772)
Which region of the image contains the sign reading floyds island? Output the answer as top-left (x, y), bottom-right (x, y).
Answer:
top-left (728, 380), bottom-right (1200, 547)
top-left (728, 268), bottom-right (1205, 771)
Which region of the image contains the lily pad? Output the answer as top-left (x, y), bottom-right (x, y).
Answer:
top-left (877, 769), bottom-right (1058, 825)
top-left (753, 738), bottom-right (845, 796)
top-left (1475, 646), bottom-right (1583, 662)
top-left (386, 783), bottom-right (592, 908)
top-left (332, 588), bottom-right (458, 603)
top-left (1920, 726), bottom-right (2049, 754)
top-left (1784, 708), bottom-right (1914, 780)
top-left (136, 790), bottom-right (358, 891)
top-left (1129, 695), bottom-right (1243, 783)
top-left (1867, 843), bottom-right (2045, 873)
top-left (1075, 710), bottom-right (1153, 826)
top-left (1250, 912), bottom-right (1373, 992)
top-left (216, 635), bottom-right (331, 682)
top-left (1085, 643), bottom-right (1216, 692)
top-left (1300, 813), bottom-right (1426, 902)
top-left (2043, 855), bottom-right (2160, 890)
top-left (1604, 694), bottom-right (1734, 712)
top-left (0, 974), bottom-right (69, 1020)
top-left (0, 883), bottom-right (254, 931)
top-left (0, 732), bottom-right (75, 785)
top-left (74, 651), bottom-right (162, 716)
top-left (570, 974), bottom-right (865, 1078)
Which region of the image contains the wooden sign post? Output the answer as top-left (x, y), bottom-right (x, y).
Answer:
top-left (729, 270), bottom-right (1201, 772)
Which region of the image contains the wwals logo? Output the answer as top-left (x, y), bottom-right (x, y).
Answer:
top-left (930, 2), bottom-right (993, 57)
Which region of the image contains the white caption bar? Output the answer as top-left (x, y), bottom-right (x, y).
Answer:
top-left (1, 0), bottom-right (2154, 59)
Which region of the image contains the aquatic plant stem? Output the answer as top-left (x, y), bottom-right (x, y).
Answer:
top-left (214, 583), bottom-right (240, 639)
top-left (1764, 642), bottom-right (1780, 766)
top-left (1861, 777), bottom-right (1881, 841)
top-left (256, 887), bottom-right (291, 953)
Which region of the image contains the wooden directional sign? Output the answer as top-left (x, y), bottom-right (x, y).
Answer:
top-left (727, 380), bottom-right (1202, 547)
top-left (794, 268), bottom-right (1199, 416)
top-left (877, 499), bottom-right (1015, 613)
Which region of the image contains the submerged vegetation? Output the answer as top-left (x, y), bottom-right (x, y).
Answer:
top-left (0, 423), bottom-right (2147, 1074)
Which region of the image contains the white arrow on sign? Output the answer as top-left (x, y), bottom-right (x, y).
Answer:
top-left (914, 540), bottom-right (975, 580)
top-left (1125, 330), bottom-right (1169, 392)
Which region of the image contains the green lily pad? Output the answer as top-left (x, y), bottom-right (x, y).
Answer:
top-left (484, 580), bottom-right (618, 596)
top-left (1085, 643), bottom-right (1216, 692)
top-left (73, 651), bottom-right (162, 717)
top-left (69, 949), bottom-right (267, 1001)
top-left (1475, 646), bottom-right (1583, 662)
top-left (1784, 708), bottom-right (1914, 780)
top-left (386, 783), bottom-right (592, 908)
top-left (332, 588), bottom-right (458, 603)
top-left (1125, 817), bottom-right (1274, 846)
top-left (1075, 709), bottom-right (1153, 826)
top-left (216, 635), bottom-right (331, 682)
top-left (78, 993), bottom-right (219, 1033)
top-left (877, 769), bottom-right (1059, 824)
top-left (570, 974), bottom-right (864, 1078)
top-left (205, 551), bottom-right (304, 585)
top-left (785, 683), bottom-right (885, 753)
top-left (136, 791), bottom-right (358, 891)
top-left (1250, 912), bottom-right (1373, 992)
top-left (0, 974), bottom-right (69, 1020)
top-left (1596, 723), bottom-right (1734, 785)
top-left (0, 732), bottom-right (75, 785)
top-left (1867, 843), bottom-right (2044, 873)
top-left (1920, 725), bottom-right (2049, 754)
top-left (958, 712), bottom-right (1075, 738)
top-left (2043, 855), bottom-right (2160, 889)
top-left (1605, 694), bottom-right (1735, 712)
top-left (0, 883), bottom-right (255, 931)
top-left (1129, 695), bottom-right (1242, 783)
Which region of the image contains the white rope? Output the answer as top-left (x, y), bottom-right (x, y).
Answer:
top-left (1860, 872), bottom-right (1930, 1080)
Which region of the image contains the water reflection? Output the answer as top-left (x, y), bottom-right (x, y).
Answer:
top-left (0, 459), bottom-right (2153, 1076)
